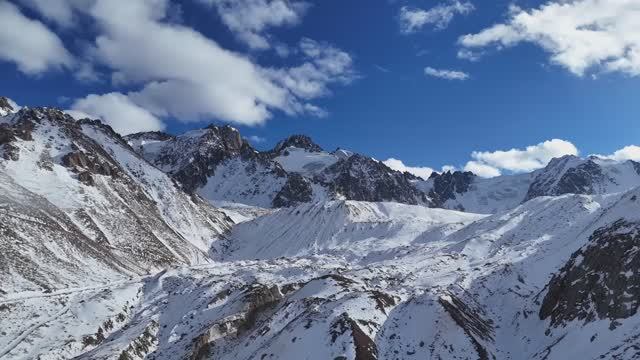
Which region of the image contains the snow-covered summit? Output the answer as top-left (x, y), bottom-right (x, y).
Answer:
top-left (270, 134), bottom-right (323, 154)
top-left (0, 107), bottom-right (233, 293)
top-left (0, 96), bottom-right (20, 116)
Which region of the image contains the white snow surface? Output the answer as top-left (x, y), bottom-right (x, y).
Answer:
top-left (273, 146), bottom-right (340, 176)
top-left (5, 109), bottom-right (640, 359)
top-left (5, 187), bottom-right (640, 359)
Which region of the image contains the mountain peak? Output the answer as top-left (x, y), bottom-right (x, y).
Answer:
top-left (272, 134), bottom-right (323, 153)
top-left (0, 96), bottom-right (18, 116)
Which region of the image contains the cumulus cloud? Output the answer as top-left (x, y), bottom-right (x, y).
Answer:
top-left (66, 0), bottom-right (352, 127)
top-left (399, 1), bottom-right (474, 33)
top-left (0, 1), bottom-right (74, 75)
top-left (463, 161), bottom-right (502, 178)
top-left (594, 145), bottom-right (640, 162)
top-left (68, 93), bottom-right (165, 135)
top-left (459, 0), bottom-right (640, 76)
top-left (383, 158), bottom-right (436, 179)
top-left (2, 0), bottom-right (355, 128)
top-left (197, 0), bottom-right (309, 50)
top-left (464, 139), bottom-right (579, 177)
top-left (424, 66), bottom-right (470, 80)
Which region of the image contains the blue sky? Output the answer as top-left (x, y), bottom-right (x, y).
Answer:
top-left (1, 0), bottom-right (639, 178)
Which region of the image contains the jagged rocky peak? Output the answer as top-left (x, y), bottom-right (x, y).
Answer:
top-left (272, 134), bottom-right (323, 154)
top-left (126, 130), bottom-right (175, 142)
top-left (0, 96), bottom-right (15, 115)
top-left (428, 170), bottom-right (476, 208)
top-left (203, 124), bottom-right (247, 152)
top-left (317, 153), bottom-right (430, 205)
top-left (524, 154), bottom-right (640, 201)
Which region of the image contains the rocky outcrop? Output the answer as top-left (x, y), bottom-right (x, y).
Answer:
top-left (540, 219), bottom-right (640, 329)
top-left (525, 156), bottom-right (604, 201)
top-left (0, 97), bottom-right (15, 115)
top-left (330, 313), bottom-right (378, 360)
top-left (272, 173), bottom-right (313, 207)
top-left (428, 171), bottom-right (476, 209)
top-left (62, 151), bottom-right (119, 186)
top-left (317, 154), bottom-right (430, 205)
top-left (0, 107), bottom-right (233, 293)
top-left (439, 293), bottom-right (494, 360)
top-left (271, 134), bottom-right (323, 154)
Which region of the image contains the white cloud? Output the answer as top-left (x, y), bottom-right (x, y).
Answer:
top-left (264, 38), bottom-right (356, 100)
top-left (465, 139), bottom-right (579, 177)
top-left (463, 161), bottom-right (502, 178)
top-left (399, 1), bottom-right (474, 33)
top-left (459, 0), bottom-right (640, 76)
top-left (69, 93), bottom-right (165, 135)
top-left (0, 1), bottom-right (74, 74)
top-left (16, 0), bottom-right (82, 27)
top-left (424, 66), bottom-right (470, 80)
top-left (72, 0), bottom-right (350, 127)
top-left (594, 145), bottom-right (640, 162)
top-left (197, 0), bottom-right (309, 50)
top-left (383, 158), bottom-right (435, 179)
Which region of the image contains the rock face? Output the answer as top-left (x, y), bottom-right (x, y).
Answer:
top-left (0, 96), bottom-right (15, 115)
top-left (127, 130), bottom-right (431, 208)
top-left (316, 154), bottom-right (430, 205)
top-left (270, 134), bottom-right (323, 154)
top-left (272, 173), bottom-right (313, 207)
top-left (0, 107), bottom-right (233, 293)
top-left (427, 171), bottom-right (476, 210)
top-left (525, 156), bottom-right (603, 200)
top-left (540, 218), bottom-right (640, 328)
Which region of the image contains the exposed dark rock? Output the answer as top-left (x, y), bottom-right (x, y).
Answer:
top-left (632, 160), bottom-right (640, 176)
top-left (525, 156), bottom-right (604, 201)
top-left (369, 290), bottom-right (396, 314)
top-left (428, 171), bottom-right (476, 209)
top-left (272, 173), bottom-right (313, 207)
top-left (0, 125), bottom-right (19, 161)
top-left (439, 293), bottom-right (494, 360)
top-left (129, 125), bottom-right (286, 193)
top-left (124, 131), bottom-right (175, 142)
top-left (330, 313), bottom-right (378, 360)
top-left (62, 151), bottom-right (118, 185)
top-left (540, 219), bottom-right (640, 328)
top-left (317, 154), bottom-right (430, 205)
top-left (0, 97), bottom-right (14, 113)
top-left (271, 134), bottom-right (323, 154)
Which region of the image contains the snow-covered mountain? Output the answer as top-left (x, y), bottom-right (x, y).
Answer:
top-left (5, 186), bottom-right (640, 359)
top-left (4, 99), bottom-right (640, 360)
top-left (127, 124), bottom-right (640, 214)
top-left (126, 129), bottom-right (430, 208)
top-left (0, 107), bottom-right (233, 293)
top-left (421, 155), bottom-right (640, 213)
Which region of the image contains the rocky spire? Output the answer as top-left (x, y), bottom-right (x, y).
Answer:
top-left (271, 135), bottom-right (323, 154)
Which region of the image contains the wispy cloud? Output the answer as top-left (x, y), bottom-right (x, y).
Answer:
top-left (196, 0), bottom-right (310, 50)
top-left (424, 67), bottom-right (470, 80)
top-left (399, 1), bottom-right (474, 33)
top-left (374, 64), bottom-right (391, 73)
top-left (459, 1), bottom-right (640, 77)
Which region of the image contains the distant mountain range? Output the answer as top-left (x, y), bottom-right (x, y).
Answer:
top-left (2, 98), bottom-right (640, 360)
top-left (126, 123), bottom-right (640, 214)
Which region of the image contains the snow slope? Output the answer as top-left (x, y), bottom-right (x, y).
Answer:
top-left (0, 108), bottom-right (233, 293)
top-left (226, 200), bottom-right (485, 261)
top-left (6, 187), bottom-right (640, 359)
